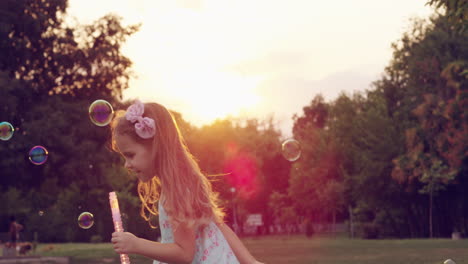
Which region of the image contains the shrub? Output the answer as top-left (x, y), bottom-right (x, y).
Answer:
top-left (305, 220), bottom-right (314, 238)
top-left (358, 222), bottom-right (379, 239)
top-left (90, 235), bottom-right (103, 243)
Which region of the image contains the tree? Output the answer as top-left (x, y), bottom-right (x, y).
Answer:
top-left (388, 10), bottom-right (467, 237)
top-left (427, 0), bottom-right (468, 34)
top-left (0, 0), bottom-right (144, 242)
top-left (268, 191), bottom-right (297, 235)
top-left (288, 95), bottom-right (346, 228)
top-left (186, 117), bottom-right (286, 233)
top-left (0, 0), bottom-right (139, 99)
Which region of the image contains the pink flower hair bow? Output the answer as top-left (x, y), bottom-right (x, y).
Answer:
top-left (125, 100), bottom-right (156, 139)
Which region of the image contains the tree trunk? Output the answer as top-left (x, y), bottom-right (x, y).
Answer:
top-left (332, 211), bottom-right (336, 233)
top-left (348, 206), bottom-right (354, 238)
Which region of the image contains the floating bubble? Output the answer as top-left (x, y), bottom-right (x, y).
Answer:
top-left (0, 122), bottom-right (14, 141)
top-left (38, 211), bottom-right (44, 216)
top-left (444, 259), bottom-right (456, 264)
top-left (78, 212), bottom-right (94, 229)
top-left (89, 100), bottom-right (114, 127)
top-left (29, 146), bottom-right (49, 165)
top-left (281, 139), bottom-right (301, 162)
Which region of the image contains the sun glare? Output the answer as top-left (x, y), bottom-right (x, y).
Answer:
top-left (68, 0), bottom-right (435, 132)
top-left (113, 2), bottom-right (265, 125)
top-left (164, 69), bottom-right (262, 123)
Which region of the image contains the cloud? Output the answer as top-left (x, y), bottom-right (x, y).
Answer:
top-left (230, 51), bottom-right (380, 115)
top-left (249, 68), bottom-right (378, 137)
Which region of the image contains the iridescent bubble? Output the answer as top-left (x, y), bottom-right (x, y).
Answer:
top-left (444, 259), bottom-right (456, 264)
top-left (29, 146), bottom-right (49, 165)
top-left (78, 212), bottom-right (94, 229)
top-left (88, 100), bottom-right (114, 127)
top-left (0, 122), bottom-right (14, 141)
top-left (281, 139), bottom-right (301, 162)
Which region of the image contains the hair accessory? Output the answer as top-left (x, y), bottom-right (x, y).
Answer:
top-left (125, 100), bottom-right (156, 139)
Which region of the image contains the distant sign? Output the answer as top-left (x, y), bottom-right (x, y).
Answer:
top-left (246, 214), bottom-right (263, 226)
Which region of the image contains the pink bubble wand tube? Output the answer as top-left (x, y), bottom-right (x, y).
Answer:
top-left (109, 192), bottom-right (131, 264)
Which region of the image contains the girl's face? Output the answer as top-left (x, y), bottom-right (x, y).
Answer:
top-left (115, 134), bottom-right (155, 182)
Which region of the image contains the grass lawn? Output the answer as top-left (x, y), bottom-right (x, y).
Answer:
top-left (35, 235), bottom-right (468, 264)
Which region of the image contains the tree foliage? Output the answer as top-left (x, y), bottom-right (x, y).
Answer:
top-left (0, 0), bottom-right (139, 99)
top-left (286, 2), bottom-right (467, 238)
top-left (1, 0), bottom-right (466, 241)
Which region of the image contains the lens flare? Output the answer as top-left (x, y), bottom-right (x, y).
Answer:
top-left (223, 142), bottom-right (259, 199)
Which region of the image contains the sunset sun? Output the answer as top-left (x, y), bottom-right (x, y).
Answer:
top-left (165, 69), bottom-right (263, 123)
top-left (68, 0), bottom-right (433, 133)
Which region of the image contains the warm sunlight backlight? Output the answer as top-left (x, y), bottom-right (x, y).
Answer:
top-left (67, 0), bottom-right (434, 132)
top-left (165, 69), bottom-right (262, 123)
top-left (114, 3), bottom-right (265, 124)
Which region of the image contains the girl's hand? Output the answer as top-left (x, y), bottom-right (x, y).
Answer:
top-left (111, 231), bottom-right (138, 254)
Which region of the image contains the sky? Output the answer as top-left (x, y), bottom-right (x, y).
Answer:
top-left (67, 0), bottom-right (433, 137)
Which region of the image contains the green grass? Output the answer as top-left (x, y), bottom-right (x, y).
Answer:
top-left (35, 235), bottom-right (468, 264)
top-left (37, 243), bottom-right (152, 264)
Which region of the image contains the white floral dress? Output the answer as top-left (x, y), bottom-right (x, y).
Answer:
top-left (153, 202), bottom-right (239, 264)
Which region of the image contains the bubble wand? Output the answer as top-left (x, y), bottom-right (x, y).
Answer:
top-left (109, 192), bottom-right (131, 264)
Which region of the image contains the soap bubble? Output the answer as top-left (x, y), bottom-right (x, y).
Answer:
top-left (78, 212), bottom-right (94, 229)
top-left (281, 139), bottom-right (301, 162)
top-left (29, 146), bottom-right (49, 165)
top-left (0, 122), bottom-right (14, 141)
top-left (89, 100), bottom-right (114, 126)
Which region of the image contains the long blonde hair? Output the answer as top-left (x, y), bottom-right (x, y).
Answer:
top-left (111, 101), bottom-right (225, 228)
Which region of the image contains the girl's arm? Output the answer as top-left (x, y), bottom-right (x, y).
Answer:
top-left (218, 223), bottom-right (264, 264)
top-left (112, 222), bottom-right (196, 264)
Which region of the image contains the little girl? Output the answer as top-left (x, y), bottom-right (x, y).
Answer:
top-left (110, 100), bottom-right (263, 264)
